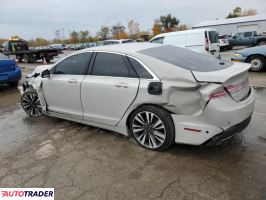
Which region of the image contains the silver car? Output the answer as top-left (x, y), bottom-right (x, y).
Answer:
top-left (21, 43), bottom-right (255, 151)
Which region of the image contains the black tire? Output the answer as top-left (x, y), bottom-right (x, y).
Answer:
top-left (247, 55), bottom-right (266, 72)
top-left (9, 81), bottom-right (19, 87)
top-left (129, 105), bottom-right (175, 151)
top-left (21, 89), bottom-right (42, 117)
top-left (23, 54), bottom-right (30, 63)
top-left (258, 40), bottom-right (266, 46)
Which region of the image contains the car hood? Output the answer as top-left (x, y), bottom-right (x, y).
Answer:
top-left (27, 64), bottom-right (53, 78)
top-left (237, 46), bottom-right (266, 56)
top-left (192, 62), bottom-right (251, 83)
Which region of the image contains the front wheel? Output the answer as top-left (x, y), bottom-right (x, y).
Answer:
top-left (258, 40), bottom-right (266, 46)
top-left (248, 55), bottom-right (266, 72)
top-left (21, 89), bottom-right (42, 117)
top-left (129, 105), bottom-right (175, 151)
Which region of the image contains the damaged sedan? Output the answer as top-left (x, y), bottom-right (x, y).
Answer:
top-left (21, 43), bottom-right (255, 151)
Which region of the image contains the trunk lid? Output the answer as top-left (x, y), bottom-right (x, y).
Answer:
top-left (0, 59), bottom-right (16, 73)
top-left (192, 62), bottom-right (251, 102)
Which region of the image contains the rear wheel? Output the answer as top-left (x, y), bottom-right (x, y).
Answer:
top-left (258, 40), bottom-right (266, 46)
top-left (247, 55), bottom-right (266, 72)
top-left (23, 54), bottom-right (30, 63)
top-left (21, 89), bottom-right (42, 117)
top-left (129, 105), bottom-right (175, 151)
top-left (9, 81), bottom-right (18, 87)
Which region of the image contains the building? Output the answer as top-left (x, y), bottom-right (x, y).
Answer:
top-left (192, 14), bottom-right (266, 35)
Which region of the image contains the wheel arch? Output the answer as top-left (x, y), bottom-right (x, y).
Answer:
top-left (245, 54), bottom-right (266, 63)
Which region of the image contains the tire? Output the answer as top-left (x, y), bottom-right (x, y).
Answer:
top-left (21, 89), bottom-right (42, 117)
top-left (129, 105), bottom-right (175, 151)
top-left (9, 81), bottom-right (19, 87)
top-left (23, 54), bottom-right (30, 63)
top-left (247, 55), bottom-right (266, 72)
top-left (258, 40), bottom-right (266, 46)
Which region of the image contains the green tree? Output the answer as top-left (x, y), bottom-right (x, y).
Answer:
top-left (79, 30), bottom-right (89, 42)
top-left (159, 14), bottom-right (179, 32)
top-left (226, 6), bottom-right (242, 18)
top-left (70, 31), bottom-right (79, 43)
top-left (97, 26), bottom-right (110, 40)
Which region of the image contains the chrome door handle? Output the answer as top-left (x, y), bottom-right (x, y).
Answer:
top-left (68, 79), bottom-right (78, 84)
top-left (115, 82), bottom-right (128, 88)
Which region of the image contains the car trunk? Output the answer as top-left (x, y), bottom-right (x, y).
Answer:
top-left (192, 62), bottom-right (251, 102)
top-left (0, 59), bottom-right (16, 73)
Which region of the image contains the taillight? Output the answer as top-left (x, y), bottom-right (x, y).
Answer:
top-left (209, 89), bottom-right (228, 99)
top-left (225, 85), bottom-right (240, 94)
top-left (204, 31), bottom-right (209, 50)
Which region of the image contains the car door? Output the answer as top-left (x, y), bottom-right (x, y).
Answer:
top-left (243, 32), bottom-right (253, 45)
top-left (42, 52), bottom-right (92, 118)
top-left (81, 52), bottom-right (139, 126)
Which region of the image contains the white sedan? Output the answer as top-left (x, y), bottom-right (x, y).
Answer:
top-left (21, 43), bottom-right (255, 151)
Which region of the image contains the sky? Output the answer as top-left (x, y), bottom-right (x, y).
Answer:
top-left (0, 0), bottom-right (266, 40)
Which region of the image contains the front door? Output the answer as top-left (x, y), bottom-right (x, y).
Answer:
top-left (81, 52), bottom-right (139, 126)
top-left (42, 52), bottom-right (92, 118)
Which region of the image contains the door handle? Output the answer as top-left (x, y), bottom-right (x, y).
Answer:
top-left (68, 79), bottom-right (78, 84)
top-left (115, 82), bottom-right (128, 88)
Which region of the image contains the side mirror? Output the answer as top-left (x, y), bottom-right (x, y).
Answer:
top-left (41, 69), bottom-right (50, 78)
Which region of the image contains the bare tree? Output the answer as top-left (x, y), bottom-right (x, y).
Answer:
top-left (97, 26), bottom-right (110, 40)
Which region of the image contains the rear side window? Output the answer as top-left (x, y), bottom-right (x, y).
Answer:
top-left (150, 37), bottom-right (164, 44)
top-left (54, 53), bottom-right (91, 75)
top-left (127, 57), bottom-right (153, 79)
top-left (92, 53), bottom-right (137, 78)
top-left (244, 32), bottom-right (252, 37)
top-left (208, 31), bottom-right (218, 43)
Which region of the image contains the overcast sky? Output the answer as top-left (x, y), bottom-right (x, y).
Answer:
top-left (0, 0), bottom-right (265, 40)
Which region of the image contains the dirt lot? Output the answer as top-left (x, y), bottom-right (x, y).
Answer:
top-left (0, 49), bottom-right (266, 200)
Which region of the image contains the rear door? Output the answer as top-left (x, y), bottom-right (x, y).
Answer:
top-left (81, 52), bottom-right (139, 126)
top-left (242, 32), bottom-right (254, 45)
top-left (42, 52), bottom-right (91, 118)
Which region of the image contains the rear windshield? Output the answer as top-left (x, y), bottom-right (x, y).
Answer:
top-left (0, 53), bottom-right (8, 59)
top-left (208, 31), bottom-right (218, 43)
top-left (138, 45), bottom-right (233, 72)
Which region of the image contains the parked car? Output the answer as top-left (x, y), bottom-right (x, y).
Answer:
top-left (231, 46), bottom-right (266, 72)
top-left (218, 35), bottom-right (231, 50)
top-left (228, 31), bottom-right (266, 47)
top-left (149, 29), bottom-right (220, 58)
top-left (0, 53), bottom-right (21, 87)
top-left (97, 39), bottom-right (135, 46)
top-left (21, 43), bottom-right (254, 151)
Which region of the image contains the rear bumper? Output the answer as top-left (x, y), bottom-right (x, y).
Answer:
top-left (0, 67), bottom-right (21, 83)
top-left (172, 87), bottom-right (255, 145)
top-left (202, 115), bottom-right (251, 146)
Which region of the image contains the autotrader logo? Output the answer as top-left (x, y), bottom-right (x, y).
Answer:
top-left (0, 188), bottom-right (54, 199)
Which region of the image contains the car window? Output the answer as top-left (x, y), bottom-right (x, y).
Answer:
top-left (244, 32), bottom-right (252, 37)
top-left (208, 31), bottom-right (218, 43)
top-left (92, 53), bottom-right (137, 78)
top-left (122, 40), bottom-right (134, 43)
top-left (150, 37), bottom-right (164, 44)
top-left (127, 57), bottom-right (153, 79)
top-left (54, 53), bottom-right (91, 75)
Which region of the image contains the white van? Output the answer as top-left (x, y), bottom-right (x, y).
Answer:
top-left (149, 29), bottom-right (220, 58)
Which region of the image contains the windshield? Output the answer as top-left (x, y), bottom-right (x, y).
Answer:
top-left (138, 45), bottom-right (233, 72)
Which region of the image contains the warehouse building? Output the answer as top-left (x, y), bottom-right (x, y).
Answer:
top-left (192, 14), bottom-right (266, 35)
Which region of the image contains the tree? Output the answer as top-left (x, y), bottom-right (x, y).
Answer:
top-left (70, 31), bottom-right (79, 43)
top-left (242, 9), bottom-right (257, 17)
top-left (152, 20), bottom-right (162, 36)
top-left (178, 24), bottom-right (188, 31)
top-left (97, 26), bottom-right (110, 40)
top-left (226, 7), bottom-right (258, 18)
top-left (111, 23), bottom-right (128, 39)
top-left (79, 30), bottom-right (89, 42)
top-left (159, 14), bottom-right (179, 32)
top-left (128, 20), bottom-right (140, 39)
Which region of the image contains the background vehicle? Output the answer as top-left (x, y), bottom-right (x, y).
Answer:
top-left (231, 46), bottom-right (266, 72)
top-left (229, 31), bottom-right (266, 47)
top-left (0, 53), bottom-right (21, 87)
top-left (96, 39), bottom-right (135, 46)
top-left (218, 35), bottom-right (230, 50)
top-left (21, 43), bottom-right (254, 151)
top-left (1, 39), bottom-right (58, 63)
top-left (149, 29), bottom-right (220, 58)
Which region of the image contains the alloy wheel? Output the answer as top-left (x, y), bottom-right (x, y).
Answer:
top-left (21, 92), bottom-right (42, 116)
top-left (132, 111), bottom-right (166, 149)
top-left (250, 58), bottom-right (263, 71)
